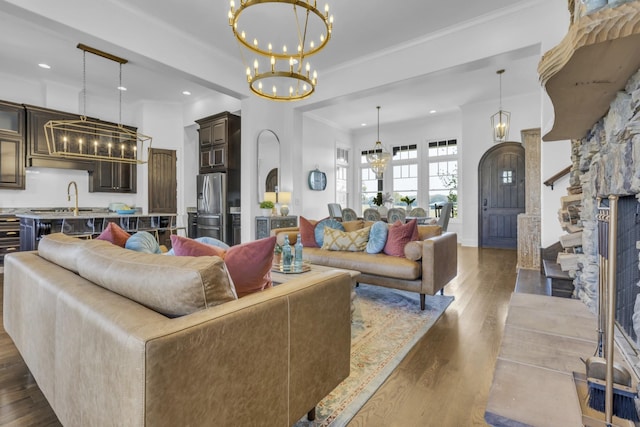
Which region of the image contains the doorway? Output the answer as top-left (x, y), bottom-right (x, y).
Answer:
top-left (478, 142), bottom-right (525, 249)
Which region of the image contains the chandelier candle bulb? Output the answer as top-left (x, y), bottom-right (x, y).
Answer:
top-left (270, 56), bottom-right (275, 72)
top-left (63, 137), bottom-right (67, 152)
top-left (108, 143), bottom-right (112, 157)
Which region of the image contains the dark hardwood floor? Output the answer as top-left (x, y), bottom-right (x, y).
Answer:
top-left (0, 246), bottom-right (517, 426)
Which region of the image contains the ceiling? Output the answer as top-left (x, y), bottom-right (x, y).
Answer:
top-left (0, 0), bottom-right (546, 132)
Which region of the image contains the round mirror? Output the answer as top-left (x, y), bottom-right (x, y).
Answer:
top-left (257, 129), bottom-right (280, 203)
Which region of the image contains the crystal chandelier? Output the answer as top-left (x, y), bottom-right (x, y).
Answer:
top-left (44, 44), bottom-right (151, 164)
top-left (228, 0), bottom-right (333, 101)
top-left (366, 106), bottom-right (392, 179)
top-left (490, 69), bottom-right (510, 143)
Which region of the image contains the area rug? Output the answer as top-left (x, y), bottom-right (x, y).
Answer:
top-left (294, 284), bottom-right (454, 426)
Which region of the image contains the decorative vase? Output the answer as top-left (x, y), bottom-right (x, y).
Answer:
top-left (377, 206), bottom-right (388, 217)
top-left (261, 208), bottom-right (272, 217)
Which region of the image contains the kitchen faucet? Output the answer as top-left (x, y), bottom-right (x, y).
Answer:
top-left (67, 181), bottom-right (79, 216)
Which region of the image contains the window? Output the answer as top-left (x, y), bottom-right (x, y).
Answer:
top-left (336, 147), bottom-right (349, 207)
top-left (391, 145), bottom-right (418, 209)
top-left (360, 152), bottom-right (379, 213)
top-left (428, 139), bottom-right (457, 218)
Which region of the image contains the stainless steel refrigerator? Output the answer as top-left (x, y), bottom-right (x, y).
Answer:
top-left (197, 173), bottom-right (227, 243)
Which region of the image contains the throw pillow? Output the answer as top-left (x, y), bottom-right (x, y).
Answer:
top-left (125, 231), bottom-right (162, 254)
top-left (404, 241), bottom-right (424, 261)
top-left (224, 236), bottom-right (276, 298)
top-left (322, 226), bottom-right (371, 252)
top-left (299, 216), bottom-right (319, 247)
top-left (366, 221), bottom-right (389, 254)
top-left (170, 234), bottom-right (227, 257)
top-left (341, 220), bottom-right (366, 232)
top-left (417, 225), bottom-right (443, 240)
top-left (314, 218), bottom-right (344, 247)
top-left (194, 236), bottom-right (230, 250)
top-left (96, 222), bottom-right (131, 247)
top-left (383, 219), bottom-right (418, 257)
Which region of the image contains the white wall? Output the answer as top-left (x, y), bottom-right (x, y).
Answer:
top-left (298, 115), bottom-right (352, 220)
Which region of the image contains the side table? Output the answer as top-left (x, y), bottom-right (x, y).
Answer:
top-left (255, 215), bottom-right (297, 239)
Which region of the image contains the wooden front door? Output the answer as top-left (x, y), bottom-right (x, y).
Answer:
top-left (148, 148), bottom-right (177, 213)
top-left (478, 142), bottom-right (525, 249)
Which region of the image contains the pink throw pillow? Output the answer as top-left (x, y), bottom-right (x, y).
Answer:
top-left (299, 216), bottom-right (319, 248)
top-left (170, 235), bottom-right (226, 257)
top-left (96, 222), bottom-right (131, 247)
top-left (383, 219), bottom-right (418, 257)
top-left (224, 236), bottom-right (276, 298)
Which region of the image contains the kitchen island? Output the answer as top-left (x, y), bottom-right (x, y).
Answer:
top-left (16, 209), bottom-right (178, 251)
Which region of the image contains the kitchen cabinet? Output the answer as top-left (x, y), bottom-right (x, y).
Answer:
top-left (0, 100), bottom-right (25, 189)
top-left (196, 112), bottom-right (241, 174)
top-left (0, 215), bottom-right (20, 265)
top-left (24, 104), bottom-right (94, 170)
top-left (89, 124), bottom-right (137, 193)
top-left (255, 216), bottom-right (297, 240)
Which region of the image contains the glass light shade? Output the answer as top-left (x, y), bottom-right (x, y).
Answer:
top-left (491, 110), bottom-right (510, 142)
top-left (366, 141), bottom-right (392, 179)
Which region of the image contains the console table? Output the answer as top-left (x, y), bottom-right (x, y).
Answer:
top-left (255, 215), bottom-right (297, 239)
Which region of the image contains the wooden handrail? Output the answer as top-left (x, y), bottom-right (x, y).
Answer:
top-left (544, 165), bottom-right (571, 190)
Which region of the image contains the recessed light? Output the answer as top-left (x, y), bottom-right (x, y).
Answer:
top-left (361, 123), bottom-right (367, 127)
top-left (38, 63), bottom-right (51, 69)
top-left (117, 86), bottom-right (127, 91)
top-left (182, 91), bottom-right (191, 96)
top-left (429, 110), bottom-right (437, 114)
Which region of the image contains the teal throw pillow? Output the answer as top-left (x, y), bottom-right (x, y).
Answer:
top-left (314, 218), bottom-right (344, 247)
top-left (125, 231), bottom-right (162, 254)
top-left (366, 221), bottom-right (388, 254)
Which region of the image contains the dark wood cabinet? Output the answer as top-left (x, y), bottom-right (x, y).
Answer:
top-left (24, 104), bottom-right (94, 170)
top-left (0, 100), bottom-right (25, 189)
top-left (148, 148), bottom-right (177, 213)
top-left (196, 112), bottom-right (240, 174)
top-left (89, 124), bottom-right (137, 193)
top-left (0, 215), bottom-right (20, 265)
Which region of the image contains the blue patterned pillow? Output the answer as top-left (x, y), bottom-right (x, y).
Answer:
top-left (314, 218), bottom-right (344, 247)
top-left (366, 221), bottom-right (388, 254)
top-left (125, 231), bottom-right (162, 254)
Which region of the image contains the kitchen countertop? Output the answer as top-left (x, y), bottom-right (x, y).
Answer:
top-left (2, 208), bottom-right (176, 220)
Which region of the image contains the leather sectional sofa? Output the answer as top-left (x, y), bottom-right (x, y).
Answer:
top-left (272, 223), bottom-right (458, 310)
top-left (3, 233), bottom-right (352, 426)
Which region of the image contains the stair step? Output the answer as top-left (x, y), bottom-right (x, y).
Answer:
top-left (543, 259), bottom-right (572, 280)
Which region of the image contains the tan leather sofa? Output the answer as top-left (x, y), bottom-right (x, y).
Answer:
top-left (272, 225), bottom-right (458, 310)
top-left (3, 233), bottom-right (352, 427)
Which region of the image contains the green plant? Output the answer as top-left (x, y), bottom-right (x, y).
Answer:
top-left (400, 195), bottom-right (415, 207)
top-left (259, 200), bottom-right (274, 209)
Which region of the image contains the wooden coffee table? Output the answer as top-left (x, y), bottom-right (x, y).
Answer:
top-left (271, 263), bottom-right (360, 318)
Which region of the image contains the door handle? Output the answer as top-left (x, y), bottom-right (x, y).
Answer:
top-left (483, 198), bottom-right (487, 206)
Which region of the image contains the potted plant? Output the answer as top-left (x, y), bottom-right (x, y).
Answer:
top-left (400, 195), bottom-right (416, 211)
top-left (259, 200), bottom-right (274, 217)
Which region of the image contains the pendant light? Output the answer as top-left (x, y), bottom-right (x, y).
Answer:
top-left (491, 69), bottom-right (510, 143)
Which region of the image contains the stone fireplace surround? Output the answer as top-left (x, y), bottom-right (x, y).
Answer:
top-left (572, 68), bottom-right (640, 374)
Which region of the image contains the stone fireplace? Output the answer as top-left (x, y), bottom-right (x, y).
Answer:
top-left (571, 68), bottom-right (640, 371)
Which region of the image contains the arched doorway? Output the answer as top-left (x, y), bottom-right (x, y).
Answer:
top-left (478, 142), bottom-right (525, 248)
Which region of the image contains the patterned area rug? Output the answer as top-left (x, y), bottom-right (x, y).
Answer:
top-left (294, 284), bottom-right (454, 426)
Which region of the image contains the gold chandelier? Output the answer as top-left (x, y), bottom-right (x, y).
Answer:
top-left (490, 69), bottom-right (510, 143)
top-left (228, 0), bottom-right (333, 101)
top-left (44, 44), bottom-right (151, 164)
top-left (366, 106), bottom-right (392, 179)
